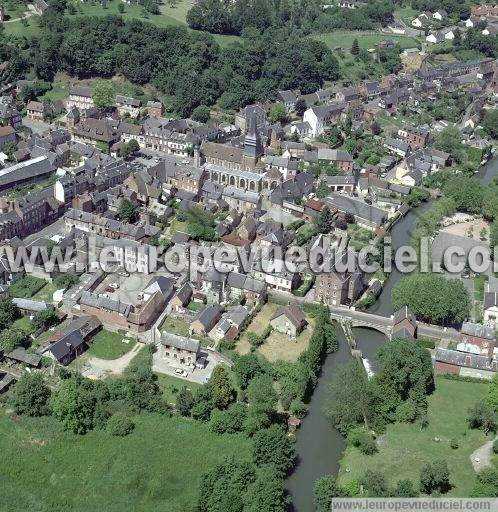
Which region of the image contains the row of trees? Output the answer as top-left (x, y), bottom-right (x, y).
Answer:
top-left (186, 0), bottom-right (394, 36)
top-left (15, 5), bottom-right (339, 116)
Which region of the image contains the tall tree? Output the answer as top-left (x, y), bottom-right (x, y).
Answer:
top-left (92, 81), bottom-right (116, 111)
top-left (207, 366), bottom-right (236, 410)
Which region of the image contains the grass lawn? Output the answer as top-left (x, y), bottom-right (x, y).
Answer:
top-left (394, 6), bottom-right (419, 26)
top-left (338, 378), bottom-right (491, 496)
top-left (9, 276), bottom-right (47, 299)
top-left (237, 303), bottom-right (313, 362)
top-left (313, 31), bottom-right (420, 51)
top-left (0, 411), bottom-right (251, 512)
top-left (67, 0), bottom-right (240, 47)
top-left (3, 17), bottom-right (43, 38)
top-left (87, 329), bottom-right (137, 360)
top-left (33, 282), bottom-right (58, 303)
top-left (12, 316), bottom-right (35, 335)
top-left (155, 372), bottom-right (202, 404)
top-left (160, 316), bottom-right (191, 337)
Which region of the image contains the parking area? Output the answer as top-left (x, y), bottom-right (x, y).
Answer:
top-left (152, 346), bottom-right (222, 384)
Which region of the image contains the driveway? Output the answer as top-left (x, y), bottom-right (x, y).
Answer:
top-left (470, 436), bottom-right (497, 472)
top-left (83, 343), bottom-right (143, 378)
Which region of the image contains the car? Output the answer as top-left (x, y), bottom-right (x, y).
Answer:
top-left (98, 293), bottom-right (109, 298)
top-left (174, 369), bottom-right (188, 377)
top-left (118, 271), bottom-right (130, 277)
top-left (109, 283), bottom-right (119, 290)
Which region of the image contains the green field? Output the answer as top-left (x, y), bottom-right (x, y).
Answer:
top-left (9, 276), bottom-right (47, 299)
top-left (0, 411), bottom-right (251, 512)
top-left (3, 15), bottom-right (43, 38)
top-left (12, 316), bottom-right (35, 335)
top-left (155, 372), bottom-right (202, 404)
top-left (338, 378), bottom-right (491, 496)
top-left (394, 6), bottom-right (419, 26)
top-left (313, 31), bottom-right (420, 51)
top-left (67, 0), bottom-right (240, 47)
top-left (87, 329), bottom-right (137, 359)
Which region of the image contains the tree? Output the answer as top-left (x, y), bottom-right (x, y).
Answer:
top-left (442, 176), bottom-right (484, 213)
top-left (120, 366), bottom-right (167, 413)
top-left (360, 470), bottom-right (388, 497)
top-left (314, 205), bottom-right (334, 234)
top-left (191, 104), bottom-right (211, 123)
top-left (0, 329), bottom-right (26, 352)
top-left (252, 425), bottom-right (295, 476)
top-left (233, 353), bottom-right (267, 389)
top-left (176, 387), bottom-right (194, 416)
top-left (244, 466), bottom-right (289, 512)
top-left (392, 274), bottom-right (471, 325)
top-left (268, 103), bottom-right (288, 124)
top-left (191, 386), bottom-right (215, 421)
top-left (50, 377), bottom-right (98, 434)
top-left (316, 180), bottom-right (330, 199)
top-left (391, 479), bottom-right (418, 497)
top-left (0, 298), bottom-right (20, 330)
top-left (210, 402), bottom-right (248, 434)
top-left (11, 373), bottom-right (51, 417)
top-left (117, 198), bottom-right (139, 223)
top-left (2, 142), bottom-right (17, 159)
top-left (120, 138), bottom-right (140, 158)
top-left (32, 307), bottom-right (59, 330)
top-left (314, 475), bottom-right (346, 511)
top-left (467, 401), bottom-right (497, 434)
top-left (435, 126), bottom-right (465, 164)
top-left (117, 2), bottom-right (125, 13)
top-left (246, 374), bottom-right (278, 412)
top-left (371, 121), bottom-right (381, 136)
top-left (324, 361), bottom-right (379, 433)
top-left (295, 98), bottom-right (307, 117)
top-left (107, 412), bottom-right (134, 436)
top-left (207, 366), bottom-right (236, 410)
top-left (198, 458), bottom-right (255, 512)
top-left (351, 38), bottom-right (360, 55)
top-left (92, 81), bottom-right (116, 111)
top-left (420, 460), bottom-right (451, 494)
top-left (482, 109), bottom-right (498, 140)
top-left (375, 337), bottom-right (434, 423)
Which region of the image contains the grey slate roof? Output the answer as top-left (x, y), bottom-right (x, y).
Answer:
top-left (160, 332), bottom-right (200, 353)
top-left (48, 330), bottom-right (85, 361)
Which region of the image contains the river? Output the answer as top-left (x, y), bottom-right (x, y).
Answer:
top-left (286, 156), bottom-right (498, 511)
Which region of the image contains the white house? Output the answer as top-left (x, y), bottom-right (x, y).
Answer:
top-left (303, 105), bottom-right (340, 137)
top-left (433, 9), bottom-right (447, 20)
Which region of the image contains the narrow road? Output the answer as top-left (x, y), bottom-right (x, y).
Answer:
top-left (87, 343), bottom-right (143, 376)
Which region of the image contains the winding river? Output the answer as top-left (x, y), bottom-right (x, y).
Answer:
top-left (286, 155), bottom-right (498, 511)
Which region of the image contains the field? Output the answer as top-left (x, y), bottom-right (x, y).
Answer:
top-left (0, 411), bottom-right (251, 512)
top-left (237, 303), bottom-right (313, 362)
top-left (33, 282), bottom-right (58, 303)
top-left (313, 31), bottom-right (420, 51)
top-left (394, 6), bottom-right (419, 26)
top-left (67, 0), bottom-right (240, 47)
top-left (87, 329), bottom-right (137, 360)
top-left (9, 276), bottom-right (47, 298)
top-left (338, 378), bottom-right (491, 496)
top-left (155, 372), bottom-right (202, 404)
top-left (159, 316), bottom-right (191, 337)
top-left (12, 316), bottom-right (35, 335)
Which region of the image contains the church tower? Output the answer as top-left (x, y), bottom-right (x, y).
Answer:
top-left (243, 114), bottom-right (263, 171)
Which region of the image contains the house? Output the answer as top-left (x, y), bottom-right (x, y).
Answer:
top-left (324, 175), bottom-right (355, 193)
top-left (0, 125), bottom-right (17, 152)
top-left (398, 126), bottom-right (431, 150)
top-left (66, 85), bottom-right (94, 111)
top-left (169, 283), bottom-right (193, 313)
top-left (303, 104), bottom-right (344, 137)
top-left (146, 101), bottom-right (164, 118)
top-left (388, 21), bottom-right (406, 34)
top-left (392, 306), bottom-right (417, 338)
top-left (412, 12), bottom-right (432, 27)
top-left (277, 90), bottom-right (298, 112)
top-left (4, 347), bottom-right (41, 367)
top-left (115, 95), bottom-right (141, 118)
top-left (315, 268), bottom-right (364, 306)
top-left (234, 104), bottom-right (267, 132)
top-left (325, 194), bottom-right (387, 230)
top-left (210, 305), bottom-right (249, 341)
top-left (46, 330), bottom-right (86, 366)
top-left (458, 322), bottom-right (495, 358)
top-left (160, 332), bottom-right (200, 367)
top-left (0, 372), bottom-right (15, 394)
top-left (484, 292), bottom-right (498, 324)
top-left (0, 97), bottom-right (22, 129)
top-left (433, 9), bottom-right (447, 20)
top-left (383, 137), bottom-right (411, 158)
top-left (434, 347), bottom-right (497, 378)
top-left (270, 304), bottom-right (307, 337)
top-left (32, 0), bottom-right (48, 15)
top-left (317, 148), bottom-right (354, 173)
top-left (338, 0), bottom-right (358, 8)
top-left (26, 101), bottom-right (48, 121)
top-left (12, 297), bottom-right (49, 315)
top-left (190, 304), bottom-right (223, 335)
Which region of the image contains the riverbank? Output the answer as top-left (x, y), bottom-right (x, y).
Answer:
top-left (286, 155), bottom-right (498, 511)
top-left (337, 377), bottom-right (491, 496)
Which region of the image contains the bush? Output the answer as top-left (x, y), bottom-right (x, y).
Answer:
top-left (107, 413), bottom-right (135, 436)
top-left (450, 438), bottom-right (459, 450)
top-left (418, 338), bottom-right (435, 350)
top-left (493, 439), bottom-right (498, 454)
top-left (348, 428), bottom-right (378, 455)
top-left (289, 399), bottom-right (308, 419)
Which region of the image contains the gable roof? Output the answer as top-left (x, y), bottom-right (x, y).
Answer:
top-left (271, 304), bottom-right (306, 329)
